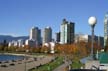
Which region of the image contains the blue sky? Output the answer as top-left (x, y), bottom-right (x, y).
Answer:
top-left (0, 0), bottom-right (108, 37)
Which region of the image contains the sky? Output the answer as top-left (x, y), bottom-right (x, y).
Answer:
top-left (0, 0), bottom-right (108, 38)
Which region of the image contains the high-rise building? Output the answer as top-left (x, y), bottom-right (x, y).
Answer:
top-left (43, 27), bottom-right (52, 44)
top-left (8, 39), bottom-right (25, 47)
top-left (17, 39), bottom-right (24, 47)
top-left (25, 39), bottom-right (37, 48)
top-left (104, 12), bottom-right (108, 47)
top-left (56, 32), bottom-right (60, 43)
top-left (60, 19), bottom-right (75, 44)
top-left (29, 27), bottom-right (41, 45)
top-left (75, 34), bottom-right (104, 47)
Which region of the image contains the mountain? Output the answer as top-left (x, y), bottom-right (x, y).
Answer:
top-left (0, 35), bottom-right (29, 43)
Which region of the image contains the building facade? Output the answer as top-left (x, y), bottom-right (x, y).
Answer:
top-left (75, 34), bottom-right (104, 48)
top-left (60, 19), bottom-right (75, 44)
top-left (25, 39), bottom-right (37, 48)
top-left (104, 12), bottom-right (108, 47)
top-left (17, 39), bottom-right (24, 47)
top-left (8, 39), bottom-right (24, 47)
top-left (56, 32), bottom-right (60, 43)
top-left (43, 27), bottom-right (52, 44)
top-left (29, 27), bottom-right (41, 45)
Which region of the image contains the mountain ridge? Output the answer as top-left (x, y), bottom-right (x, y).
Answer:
top-left (0, 35), bottom-right (29, 43)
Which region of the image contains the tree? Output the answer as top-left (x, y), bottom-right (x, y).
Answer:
top-left (30, 47), bottom-right (41, 53)
top-left (40, 46), bottom-right (50, 53)
top-left (104, 38), bottom-right (108, 52)
top-left (0, 40), bottom-right (8, 51)
top-left (8, 46), bottom-right (16, 52)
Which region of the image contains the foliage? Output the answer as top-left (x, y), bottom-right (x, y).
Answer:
top-left (40, 46), bottom-right (50, 53)
top-left (104, 38), bottom-right (108, 52)
top-left (87, 41), bottom-right (102, 56)
top-left (8, 46), bottom-right (17, 52)
top-left (55, 42), bottom-right (89, 58)
top-left (70, 57), bottom-right (84, 69)
top-left (0, 40), bottom-right (8, 51)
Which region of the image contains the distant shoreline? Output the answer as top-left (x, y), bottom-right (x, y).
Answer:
top-left (0, 52), bottom-right (45, 58)
top-left (0, 53), bottom-right (25, 56)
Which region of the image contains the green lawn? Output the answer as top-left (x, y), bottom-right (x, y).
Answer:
top-left (70, 57), bottom-right (84, 69)
top-left (29, 56), bottom-right (63, 71)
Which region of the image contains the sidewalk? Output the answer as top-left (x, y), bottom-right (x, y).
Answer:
top-left (53, 61), bottom-right (72, 71)
top-left (53, 63), bottom-right (67, 71)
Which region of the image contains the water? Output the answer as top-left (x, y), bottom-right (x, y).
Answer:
top-left (0, 54), bottom-right (24, 61)
top-left (80, 56), bottom-right (92, 64)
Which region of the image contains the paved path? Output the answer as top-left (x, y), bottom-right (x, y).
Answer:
top-left (0, 56), bottom-right (55, 71)
top-left (53, 63), bottom-right (68, 71)
top-left (53, 61), bottom-right (72, 71)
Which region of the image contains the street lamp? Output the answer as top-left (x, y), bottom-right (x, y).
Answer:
top-left (25, 49), bottom-right (29, 71)
top-left (88, 16), bottom-right (97, 60)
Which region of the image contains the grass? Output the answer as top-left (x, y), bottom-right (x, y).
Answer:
top-left (29, 56), bottom-right (63, 71)
top-left (71, 60), bottom-right (83, 69)
top-left (70, 57), bottom-right (84, 69)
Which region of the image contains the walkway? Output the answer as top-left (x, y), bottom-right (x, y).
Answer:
top-left (0, 56), bottom-right (55, 71)
top-left (53, 60), bottom-right (72, 71)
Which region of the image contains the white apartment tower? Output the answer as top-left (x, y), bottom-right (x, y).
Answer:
top-left (60, 19), bottom-right (75, 44)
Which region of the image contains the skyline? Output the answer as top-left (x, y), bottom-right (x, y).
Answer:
top-left (0, 0), bottom-right (108, 37)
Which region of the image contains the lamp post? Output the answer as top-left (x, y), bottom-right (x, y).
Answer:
top-left (25, 49), bottom-right (29, 71)
top-left (88, 16), bottom-right (97, 60)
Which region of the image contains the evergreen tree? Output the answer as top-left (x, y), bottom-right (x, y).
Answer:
top-left (2, 39), bottom-right (8, 51)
